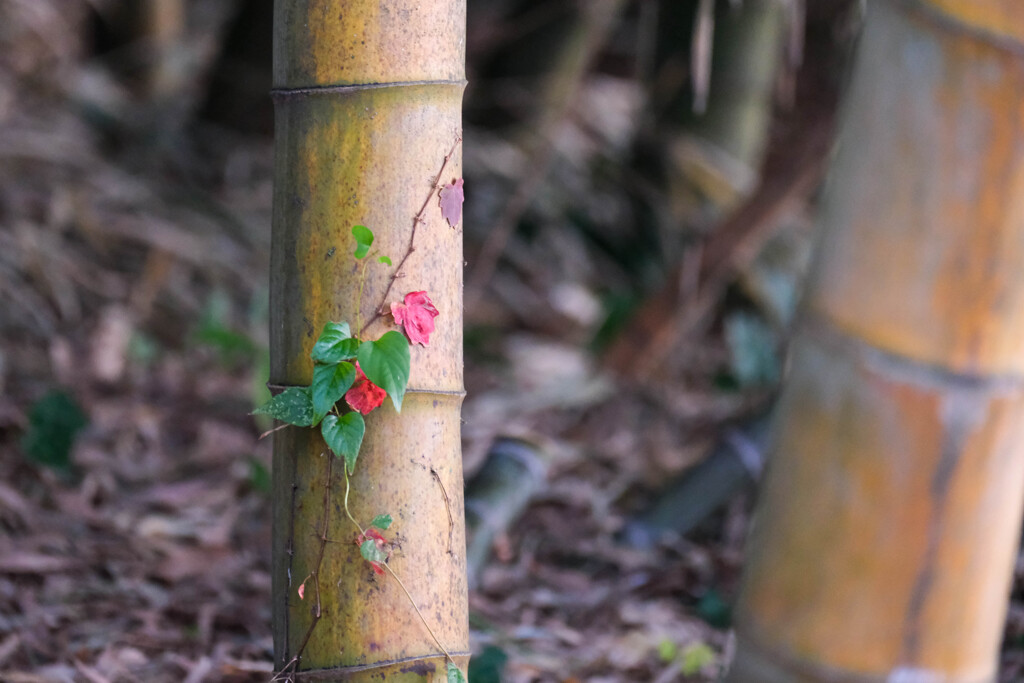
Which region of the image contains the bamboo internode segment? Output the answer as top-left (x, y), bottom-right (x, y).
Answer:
top-left (726, 1), bottom-right (1024, 681)
top-left (271, 1), bottom-right (467, 680)
top-left (731, 328), bottom-right (1024, 682)
top-left (273, 0), bottom-right (465, 87)
top-left (808, 0), bottom-right (1024, 377)
top-left (273, 393), bottom-right (468, 675)
top-left (269, 84), bottom-right (464, 393)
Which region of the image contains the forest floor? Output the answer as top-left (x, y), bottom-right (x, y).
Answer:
top-left (2, 2), bottom-right (1024, 682)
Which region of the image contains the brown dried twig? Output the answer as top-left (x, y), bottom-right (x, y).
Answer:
top-left (431, 468), bottom-right (455, 554)
top-left (360, 135), bottom-right (462, 337)
top-left (273, 454), bottom-right (334, 682)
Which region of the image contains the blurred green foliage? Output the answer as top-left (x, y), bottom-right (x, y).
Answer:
top-left (468, 645), bottom-right (508, 683)
top-left (194, 289), bottom-right (260, 365)
top-left (724, 311), bottom-right (779, 388)
top-left (22, 390), bottom-right (88, 472)
top-left (695, 589), bottom-right (732, 629)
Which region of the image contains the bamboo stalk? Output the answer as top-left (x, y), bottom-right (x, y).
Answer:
top-left (464, 438), bottom-right (551, 589)
top-left (652, 0), bottom-right (788, 220)
top-left (725, 1), bottom-right (1024, 680)
top-left (270, 2), bottom-right (468, 680)
top-left (680, 0), bottom-right (787, 204)
top-left (621, 413), bottom-right (771, 548)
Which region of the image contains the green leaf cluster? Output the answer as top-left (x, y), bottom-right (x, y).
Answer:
top-left (358, 330), bottom-right (410, 412)
top-left (352, 225), bottom-right (392, 265)
top-left (323, 413), bottom-right (365, 474)
top-left (657, 638), bottom-right (716, 677)
top-left (360, 539), bottom-right (388, 565)
top-left (370, 514), bottom-right (393, 530)
top-left (252, 387), bottom-right (314, 427)
top-left (313, 360), bottom-right (356, 424)
top-left (679, 642), bottom-right (716, 676)
top-left (468, 645), bottom-right (506, 683)
top-left (352, 225), bottom-right (374, 259)
top-left (311, 321), bottom-right (358, 363)
top-left (447, 662), bottom-right (468, 683)
top-left (251, 318), bottom-right (410, 476)
top-left (724, 312), bottom-right (779, 388)
top-left (22, 390), bottom-right (88, 472)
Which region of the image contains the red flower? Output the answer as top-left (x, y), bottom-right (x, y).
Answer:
top-left (345, 363), bottom-right (386, 415)
top-left (390, 291), bottom-right (439, 346)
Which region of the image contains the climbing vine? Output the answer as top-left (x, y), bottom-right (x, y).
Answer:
top-left (260, 137), bottom-right (467, 682)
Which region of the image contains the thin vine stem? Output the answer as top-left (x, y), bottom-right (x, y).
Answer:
top-left (359, 134), bottom-right (462, 337)
top-left (274, 453), bottom-right (334, 682)
top-left (355, 257), bottom-right (369, 333)
top-left (342, 464), bottom-right (456, 668)
top-left (342, 465), bottom-right (365, 536)
top-left (382, 562), bottom-right (454, 663)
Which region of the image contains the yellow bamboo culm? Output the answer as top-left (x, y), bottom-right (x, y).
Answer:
top-left (270, 1), bottom-right (469, 680)
top-left (725, 1), bottom-right (1024, 681)
top-left (925, 0), bottom-right (1024, 45)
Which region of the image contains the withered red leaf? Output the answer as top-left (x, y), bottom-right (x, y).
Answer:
top-left (391, 291), bottom-right (440, 347)
top-left (438, 178), bottom-right (464, 228)
top-left (345, 363), bottom-right (387, 415)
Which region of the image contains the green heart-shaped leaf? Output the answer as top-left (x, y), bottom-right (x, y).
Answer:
top-left (370, 514), bottom-right (393, 530)
top-left (311, 361), bottom-right (356, 425)
top-left (352, 225), bottom-right (374, 259)
top-left (252, 387), bottom-right (313, 427)
top-left (321, 412), bottom-right (365, 473)
top-left (360, 538), bottom-right (387, 564)
top-left (311, 321), bottom-right (358, 363)
top-left (357, 331), bottom-right (410, 412)
top-left (447, 662), bottom-right (467, 683)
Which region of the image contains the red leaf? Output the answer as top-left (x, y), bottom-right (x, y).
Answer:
top-left (391, 291), bottom-right (440, 347)
top-left (356, 531), bottom-right (389, 575)
top-left (345, 363), bottom-right (386, 414)
top-left (297, 581), bottom-right (306, 600)
top-left (438, 178), bottom-right (464, 228)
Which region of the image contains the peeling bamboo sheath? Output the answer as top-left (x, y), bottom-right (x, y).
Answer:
top-left (270, 2), bottom-right (468, 680)
top-left (726, 1), bottom-right (1024, 681)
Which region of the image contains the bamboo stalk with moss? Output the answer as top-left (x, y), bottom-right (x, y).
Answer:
top-left (269, 2), bottom-right (469, 680)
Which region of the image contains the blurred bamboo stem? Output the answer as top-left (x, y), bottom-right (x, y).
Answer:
top-left (621, 413), bottom-right (771, 548)
top-left (667, 0), bottom-right (788, 217)
top-left (143, 0), bottom-right (185, 100)
top-left (604, 114), bottom-right (832, 380)
top-left (464, 438), bottom-right (551, 588)
top-left (725, 1), bottom-right (1024, 680)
